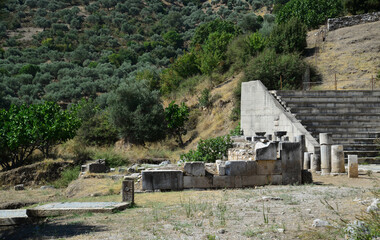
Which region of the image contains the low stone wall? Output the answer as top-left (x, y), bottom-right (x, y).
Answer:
top-left (327, 12), bottom-right (380, 31)
top-left (142, 140), bottom-right (304, 191)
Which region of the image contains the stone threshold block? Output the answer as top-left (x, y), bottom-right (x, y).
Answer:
top-left (0, 209), bottom-right (29, 226)
top-left (225, 161), bottom-right (257, 176)
top-left (184, 176), bottom-right (213, 189)
top-left (184, 162), bottom-right (205, 176)
top-left (142, 170), bottom-right (183, 191)
top-left (257, 160), bottom-right (282, 175)
top-left (27, 202), bottom-right (130, 217)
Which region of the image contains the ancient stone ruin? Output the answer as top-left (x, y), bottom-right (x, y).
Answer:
top-left (142, 131), bottom-right (310, 191)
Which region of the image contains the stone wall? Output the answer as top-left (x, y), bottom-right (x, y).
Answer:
top-left (240, 80), bottom-right (319, 154)
top-left (327, 12), bottom-right (380, 31)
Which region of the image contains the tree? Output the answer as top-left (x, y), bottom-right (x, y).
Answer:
top-left (0, 102), bottom-right (81, 170)
top-left (276, 0), bottom-right (343, 29)
top-left (269, 17), bottom-right (307, 54)
top-left (165, 101), bottom-right (189, 147)
top-left (108, 79), bottom-right (166, 145)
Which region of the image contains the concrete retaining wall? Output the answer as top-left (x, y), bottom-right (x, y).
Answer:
top-left (240, 80), bottom-right (319, 154)
top-left (327, 12), bottom-right (380, 31)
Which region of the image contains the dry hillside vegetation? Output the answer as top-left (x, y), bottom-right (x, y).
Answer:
top-left (306, 21), bottom-right (380, 90)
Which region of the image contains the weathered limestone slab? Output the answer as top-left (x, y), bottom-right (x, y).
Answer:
top-left (255, 142), bottom-right (277, 160)
top-left (320, 133), bottom-right (332, 174)
top-left (122, 180), bottom-right (134, 204)
top-left (268, 175), bottom-right (283, 185)
top-left (280, 142), bottom-right (302, 185)
top-left (331, 145), bottom-right (345, 173)
top-left (257, 160), bottom-right (282, 175)
top-left (241, 175), bottom-right (268, 186)
top-left (0, 209), bottom-right (29, 226)
top-left (213, 176), bottom-right (235, 188)
top-left (88, 159), bottom-right (109, 173)
top-left (225, 161), bottom-right (257, 176)
top-left (184, 176), bottom-right (213, 189)
top-left (216, 160), bottom-right (226, 176)
top-left (184, 162), bottom-right (205, 176)
top-left (142, 170), bottom-right (183, 191)
top-left (348, 155), bottom-right (358, 178)
top-left (303, 152), bottom-right (310, 170)
top-left (311, 152), bottom-right (321, 172)
top-left (27, 202), bottom-right (130, 217)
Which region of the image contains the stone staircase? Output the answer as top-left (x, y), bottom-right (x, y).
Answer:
top-left (270, 90), bottom-right (380, 163)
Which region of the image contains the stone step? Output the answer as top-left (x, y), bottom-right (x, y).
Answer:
top-left (291, 107), bottom-right (380, 114)
top-left (279, 96), bottom-right (380, 103)
top-left (302, 119), bottom-right (380, 127)
top-left (287, 102), bottom-right (380, 108)
top-left (312, 132), bottom-right (380, 139)
top-left (340, 144), bottom-right (378, 151)
top-left (274, 90), bottom-right (380, 98)
top-left (306, 126), bottom-right (380, 133)
top-left (343, 150), bottom-right (379, 158)
top-left (332, 138), bottom-right (378, 144)
top-left (357, 157), bottom-right (380, 164)
top-left (295, 113), bottom-right (380, 121)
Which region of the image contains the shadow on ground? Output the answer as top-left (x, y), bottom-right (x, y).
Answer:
top-left (0, 221), bottom-right (107, 240)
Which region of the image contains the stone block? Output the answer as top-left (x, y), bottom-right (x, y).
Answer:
top-left (184, 162), bottom-right (205, 176)
top-left (234, 176), bottom-right (242, 188)
top-left (268, 175), bottom-right (282, 185)
top-left (257, 160), bottom-right (282, 175)
top-left (255, 142), bottom-right (277, 160)
top-left (14, 184), bottom-right (24, 191)
top-left (348, 155), bottom-right (358, 178)
top-left (122, 180), bottom-right (134, 203)
top-left (280, 142), bottom-right (302, 185)
top-left (331, 145), bottom-right (345, 173)
top-left (184, 176), bottom-right (213, 189)
top-left (225, 161), bottom-right (257, 176)
top-left (213, 176), bottom-right (235, 188)
top-left (81, 165), bottom-right (87, 172)
top-left (241, 175), bottom-right (268, 187)
top-left (88, 162), bottom-right (109, 173)
top-left (216, 160), bottom-right (226, 176)
top-left (142, 170), bottom-right (183, 191)
top-left (301, 170), bottom-right (313, 184)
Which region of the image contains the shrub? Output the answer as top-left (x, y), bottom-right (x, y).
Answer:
top-left (164, 101), bottom-right (190, 147)
top-left (92, 148), bottom-right (129, 167)
top-left (108, 79), bottom-right (167, 145)
top-left (244, 48), bottom-right (307, 90)
top-left (342, 0), bottom-right (380, 15)
top-left (198, 88), bottom-right (211, 108)
top-left (276, 0), bottom-right (343, 29)
top-left (180, 135), bottom-right (233, 163)
top-left (269, 17), bottom-right (307, 54)
top-left (51, 166), bottom-right (80, 188)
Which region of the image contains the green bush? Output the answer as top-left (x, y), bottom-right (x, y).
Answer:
top-left (92, 149), bottom-right (129, 167)
top-left (342, 0), bottom-right (380, 15)
top-left (180, 135), bottom-right (233, 163)
top-left (52, 166), bottom-right (80, 188)
top-left (198, 88), bottom-right (211, 108)
top-left (276, 0), bottom-right (343, 29)
top-left (108, 79), bottom-right (166, 145)
top-left (269, 17), bottom-right (307, 54)
top-left (244, 48), bottom-right (307, 90)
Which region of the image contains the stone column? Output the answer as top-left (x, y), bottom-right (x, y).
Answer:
top-left (320, 133), bottom-right (332, 174)
top-left (303, 152), bottom-right (310, 170)
top-left (122, 179), bottom-right (134, 204)
top-left (348, 155), bottom-right (358, 178)
top-left (331, 145), bottom-right (345, 173)
top-left (296, 135), bottom-right (306, 169)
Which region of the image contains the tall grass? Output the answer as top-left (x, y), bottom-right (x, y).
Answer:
top-left (51, 166), bottom-right (80, 188)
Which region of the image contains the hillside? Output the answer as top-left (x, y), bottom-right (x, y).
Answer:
top-left (305, 21), bottom-right (380, 90)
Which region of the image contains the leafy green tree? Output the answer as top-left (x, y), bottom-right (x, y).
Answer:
top-left (0, 102), bottom-right (81, 169)
top-left (164, 101), bottom-right (189, 147)
top-left (269, 17), bottom-right (307, 54)
top-left (163, 30), bottom-right (183, 49)
top-left (342, 0), bottom-right (380, 14)
top-left (244, 48), bottom-right (307, 90)
top-left (192, 19), bottom-right (239, 46)
top-left (276, 0), bottom-right (343, 29)
top-left (171, 51), bottom-right (200, 78)
top-left (18, 64), bottom-right (40, 77)
top-left (108, 79), bottom-right (166, 145)
top-left (238, 13), bottom-right (262, 33)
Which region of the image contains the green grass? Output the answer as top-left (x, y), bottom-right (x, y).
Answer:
top-left (51, 166), bottom-right (80, 188)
